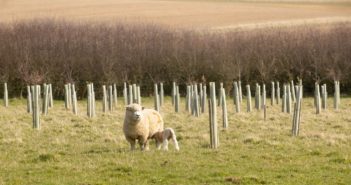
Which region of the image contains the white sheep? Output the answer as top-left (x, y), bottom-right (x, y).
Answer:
top-left (123, 103), bottom-right (164, 151)
top-left (154, 128), bottom-right (180, 151)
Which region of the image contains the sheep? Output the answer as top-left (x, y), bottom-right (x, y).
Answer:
top-left (123, 103), bottom-right (164, 151)
top-left (154, 128), bottom-right (180, 151)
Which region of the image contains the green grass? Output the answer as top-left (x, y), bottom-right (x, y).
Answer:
top-left (0, 97), bottom-right (350, 185)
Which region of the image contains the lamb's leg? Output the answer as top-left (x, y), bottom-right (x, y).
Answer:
top-left (162, 139), bottom-right (169, 151)
top-left (161, 129), bottom-right (171, 151)
top-left (151, 131), bottom-right (163, 150)
top-left (155, 132), bottom-right (163, 150)
top-left (126, 137), bottom-right (136, 150)
top-left (156, 139), bottom-right (162, 150)
top-left (172, 136), bottom-right (180, 151)
top-left (163, 128), bottom-right (180, 151)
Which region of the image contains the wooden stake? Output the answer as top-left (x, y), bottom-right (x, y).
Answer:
top-left (209, 82), bottom-right (218, 149)
top-left (202, 85), bottom-right (207, 113)
top-left (72, 84), bottom-right (78, 115)
top-left (160, 82), bottom-right (164, 106)
top-left (123, 82), bottom-right (128, 105)
top-left (113, 84), bottom-right (117, 107)
top-left (172, 82), bottom-right (176, 105)
top-left (132, 84), bottom-right (137, 103)
top-left (175, 85), bottom-right (180, 113)
top-left (27, 86), bottom-right (32, 113)
top-left (31, 85), bottom-right (40, 129)
top-left (128, 85), bottom-right (133, 105)
top-left (262, 84), bottom-right (266, 109)
top-left (186, 85), bottom-right (191, 112)
top-left (194, 84), bottom-right (200, 117)
top-left (238, 81), bottom-right (243, 103)
top-left (218, 82), bottom-right (223, 106)
top-left (42, 83), bottom-right (49, 115)
top-left (246, 85), bottom-right (252, 112)
top-left (48, 84), bottom-right (53, 108)
top-left (102, 85), bottom-right (107, 113)
top-left (291, 80), bottom-right (296, 102)
top-left (154, 83), bottom-right (160, 112)
top-left (271, 82), bottom-right (275, 106)
top-left (109, 85), bottom-right (113, 111)
top-left (282, 85), bottom-right (287, 113)
top-left (137, 85), bottom-right (141, 105)
top-left (234, 81), bottom-right (240, 113)
top-left (315, 83), bottom-right (321, 114)
top-left (3, 83), bottom-right (8, 107)
top-left (87, 83), bottom-right (92, 117)
top-left (221, 88), bottom-right (228, 128)
top-left (276, 81), bottom-right (280, 105)
top-left (92, 83), bottom-right (95, 117)
top-left (287, 84), bottom-right (291, 114)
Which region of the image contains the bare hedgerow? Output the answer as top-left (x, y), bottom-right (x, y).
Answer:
top-left (0, 19), bottom-right (350, 98)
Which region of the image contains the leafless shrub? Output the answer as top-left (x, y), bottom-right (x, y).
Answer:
top-left (0, 19), bottom-right (350, 97)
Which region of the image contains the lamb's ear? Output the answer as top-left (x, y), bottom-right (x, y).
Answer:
top-left (125, 106), bottom-right (129, 110)
top-left (142, 106), bottom-right (145, 110)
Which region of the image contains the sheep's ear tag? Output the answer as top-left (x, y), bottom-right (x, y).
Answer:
top-left (142, 107), bottom-right (145, 110)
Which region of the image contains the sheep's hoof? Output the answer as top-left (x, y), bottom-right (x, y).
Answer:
top-left (140, 146), bottom-right (150, 151)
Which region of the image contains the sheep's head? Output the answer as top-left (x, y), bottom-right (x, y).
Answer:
top-left (125, 104), bottom-right (144, 122)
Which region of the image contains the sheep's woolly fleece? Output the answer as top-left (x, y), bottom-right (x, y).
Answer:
top-left (123, 104), bottom-right (164, 150)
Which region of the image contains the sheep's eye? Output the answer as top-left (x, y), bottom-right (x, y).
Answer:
top-left (128, 108), bottom-right (136, 112)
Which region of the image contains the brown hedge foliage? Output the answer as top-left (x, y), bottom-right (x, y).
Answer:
top-left (0, 19), bottom-right (350, 98)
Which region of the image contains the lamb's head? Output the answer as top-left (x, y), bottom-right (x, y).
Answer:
top-left (125, 104), bottom-right (144, 122)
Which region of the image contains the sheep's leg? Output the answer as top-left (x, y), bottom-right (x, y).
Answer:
top-left (126, 137), bottom-right (136, 150)
top-left (139, 136), bottom-right (149, 151)
top-left (144, 139), bottom-right (150, 151)
top-left (138, 137), bottom-right (144, 151)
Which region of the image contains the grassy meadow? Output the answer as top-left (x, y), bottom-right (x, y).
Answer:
top-left (0, 96), bottom-right (350, 185)
top-left (1, 0), bottom-right (350, 184)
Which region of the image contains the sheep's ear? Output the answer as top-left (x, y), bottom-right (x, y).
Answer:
top-left (125, 106), bottom-right (129, 110)
top-left (142, 106), bottom-right (145, 110)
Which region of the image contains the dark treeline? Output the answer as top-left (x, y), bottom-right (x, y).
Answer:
top-left (0, 19), bottom-right (350, 98)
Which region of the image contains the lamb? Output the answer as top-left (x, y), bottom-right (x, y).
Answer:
top-left (123, 103), bottom-right (164, 151)
top-left (154, 128), bottom-right (180, 151)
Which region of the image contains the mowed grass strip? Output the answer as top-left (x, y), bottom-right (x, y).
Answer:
top-left (0, 97), bottom-right (350, 184)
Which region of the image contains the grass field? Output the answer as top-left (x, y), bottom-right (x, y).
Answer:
top-left (1, 0), bottom-right (351, 29)
top-left (0, 97), bottom-right (350, 184)
top-left (1, 1), bottom-right (351, 184)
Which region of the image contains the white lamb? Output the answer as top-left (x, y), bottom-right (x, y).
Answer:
top-left (154, 128), bottom-right (180, 151)
top-left (123, 104), bottom-right (164, 151)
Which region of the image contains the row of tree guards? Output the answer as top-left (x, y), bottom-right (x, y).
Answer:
top-left (26, 83), bottom-right (54, 129)
top-left (1, 81), bottom-right (343, 148)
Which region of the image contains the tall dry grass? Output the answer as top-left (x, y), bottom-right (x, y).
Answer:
top-left (0, 19), bottom-right (350, 97)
